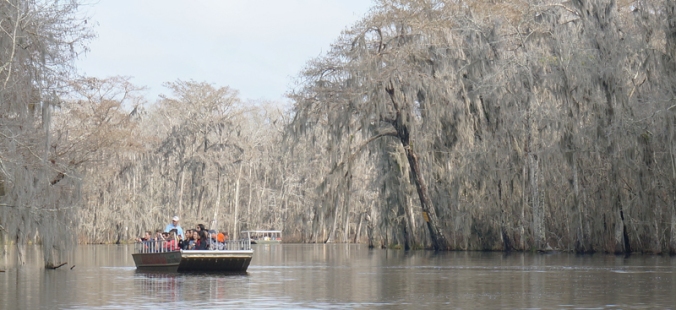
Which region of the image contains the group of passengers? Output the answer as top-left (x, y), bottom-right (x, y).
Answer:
top-left (137, 216), bottom-right (230, 251)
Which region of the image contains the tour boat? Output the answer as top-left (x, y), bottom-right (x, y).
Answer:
top-left (242, 230), bottom-right (282, 244)
top-left (132, 237), bottom-right (253, 272)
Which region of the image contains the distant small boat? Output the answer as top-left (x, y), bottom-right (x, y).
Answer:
top-left (132, 238), bottom-right (253, 272)
top-left (242, 230), bottom-right (282, 244)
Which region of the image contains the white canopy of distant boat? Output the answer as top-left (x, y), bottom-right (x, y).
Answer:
top-left (241, 230), bottom-right (282, 244)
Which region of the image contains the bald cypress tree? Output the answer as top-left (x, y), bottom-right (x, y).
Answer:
top-left (0, 0), bottom-right (93, 267)
top-left (288, 0), bottom-right (676, 253)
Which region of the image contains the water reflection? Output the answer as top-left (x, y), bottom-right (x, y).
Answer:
top-left (134, 273), bottom-right (183, 303)
top-left (1, 244), bottom-right (676, 309)
top-left (132, 271), bottom-right (251, 303)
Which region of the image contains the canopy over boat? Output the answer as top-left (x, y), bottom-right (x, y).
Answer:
top-left (241, 230), bottom-right (282, 244)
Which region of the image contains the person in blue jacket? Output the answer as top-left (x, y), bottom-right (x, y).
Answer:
top-left (164, 215), bottom-right (184, 240)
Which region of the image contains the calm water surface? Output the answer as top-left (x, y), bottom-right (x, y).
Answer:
top-left (1, 244), bottom-right (675, 309)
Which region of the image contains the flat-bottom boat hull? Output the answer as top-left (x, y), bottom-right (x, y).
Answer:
top-left (132, 251), bottom-right (181, 272)
top-left (251, 240), bottom-right (281, 245)
top-left (132, 250), bottom-right (253, 273)
top-left (178, 250), bottom-right (252, 272)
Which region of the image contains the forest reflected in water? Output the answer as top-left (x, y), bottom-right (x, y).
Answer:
top-left (1, 244), bottom-right (676, 309)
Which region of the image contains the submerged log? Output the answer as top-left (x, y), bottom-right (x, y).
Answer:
top-left (46, 262), bottom-right (68, 269)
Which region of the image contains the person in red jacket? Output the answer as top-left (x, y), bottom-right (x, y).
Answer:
top-left (163, 229), bottom-right (180, 251)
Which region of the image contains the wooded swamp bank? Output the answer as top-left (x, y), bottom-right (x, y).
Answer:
top-left (285, 0), bottom-right (676, 254)
top-left (3, 0), bottom-right (676, 268)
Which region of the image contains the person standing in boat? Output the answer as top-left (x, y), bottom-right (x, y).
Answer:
top-left (164, 215), bottom-right (184, 240)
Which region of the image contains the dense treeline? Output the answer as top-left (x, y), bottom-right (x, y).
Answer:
top-left (290, 0), bottom-right (676, 253)
top-left (76, 81), bottom-right (290, 244)
top-left (2, 0), bottom-right (676, 268)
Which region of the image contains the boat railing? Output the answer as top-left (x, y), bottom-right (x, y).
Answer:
top-left (212, 238), bottom-right (251, 251)
top-left (135, 238), bottom-right (251, 253)
top-left (135, 240), bottom-right (179, 254)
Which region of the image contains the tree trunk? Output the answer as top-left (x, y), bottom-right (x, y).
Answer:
top-left (247, 164), bottom-right (253, 223)
top-left (177, 169), bottom-right (185, 215)
top-left (572, 156), bottom-right (585, 252)
top-left (211, 171), bottom-right (221, 230)
top-left (366, 208), bottom-right (375, 248)
top-left (520, 159), bottom-right (526, 251)
top-left (233, 165), bottom-right (242, 241)
top-left (669, 116), bottom-right (676, 254)
top-left (354, 212), bottom-right (364, 243)
top-left (671, 122), bottom-right (676, 253)
top-left (402, 142), bottom-right (448, 251)
top-left (405, 196), bottom-right (417, 248)
top-left (327, 191), bottom-right (341, 243)
top-left (665, 0), bottom-right (676, 255)
top-left (196, 185), bottom-right (205, 221)
top-left (342, 166), bottom-right (352, 243)
top-left (530, 153), bottom-right (545, 250)
top-left (386, 84), bottom-right (448, 251)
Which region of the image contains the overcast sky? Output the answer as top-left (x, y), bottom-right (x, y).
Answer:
top-left (76, 0), bottom-right (374, 105)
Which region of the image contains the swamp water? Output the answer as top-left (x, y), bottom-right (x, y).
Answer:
top-left (1, 244), bottom-right (675, 309)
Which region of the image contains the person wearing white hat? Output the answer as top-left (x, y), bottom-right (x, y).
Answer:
top-left (164, 215), bottom-right (184, 240)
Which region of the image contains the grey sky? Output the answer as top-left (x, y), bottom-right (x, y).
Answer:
top-left (76, 0), bottom-right (374, 104)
